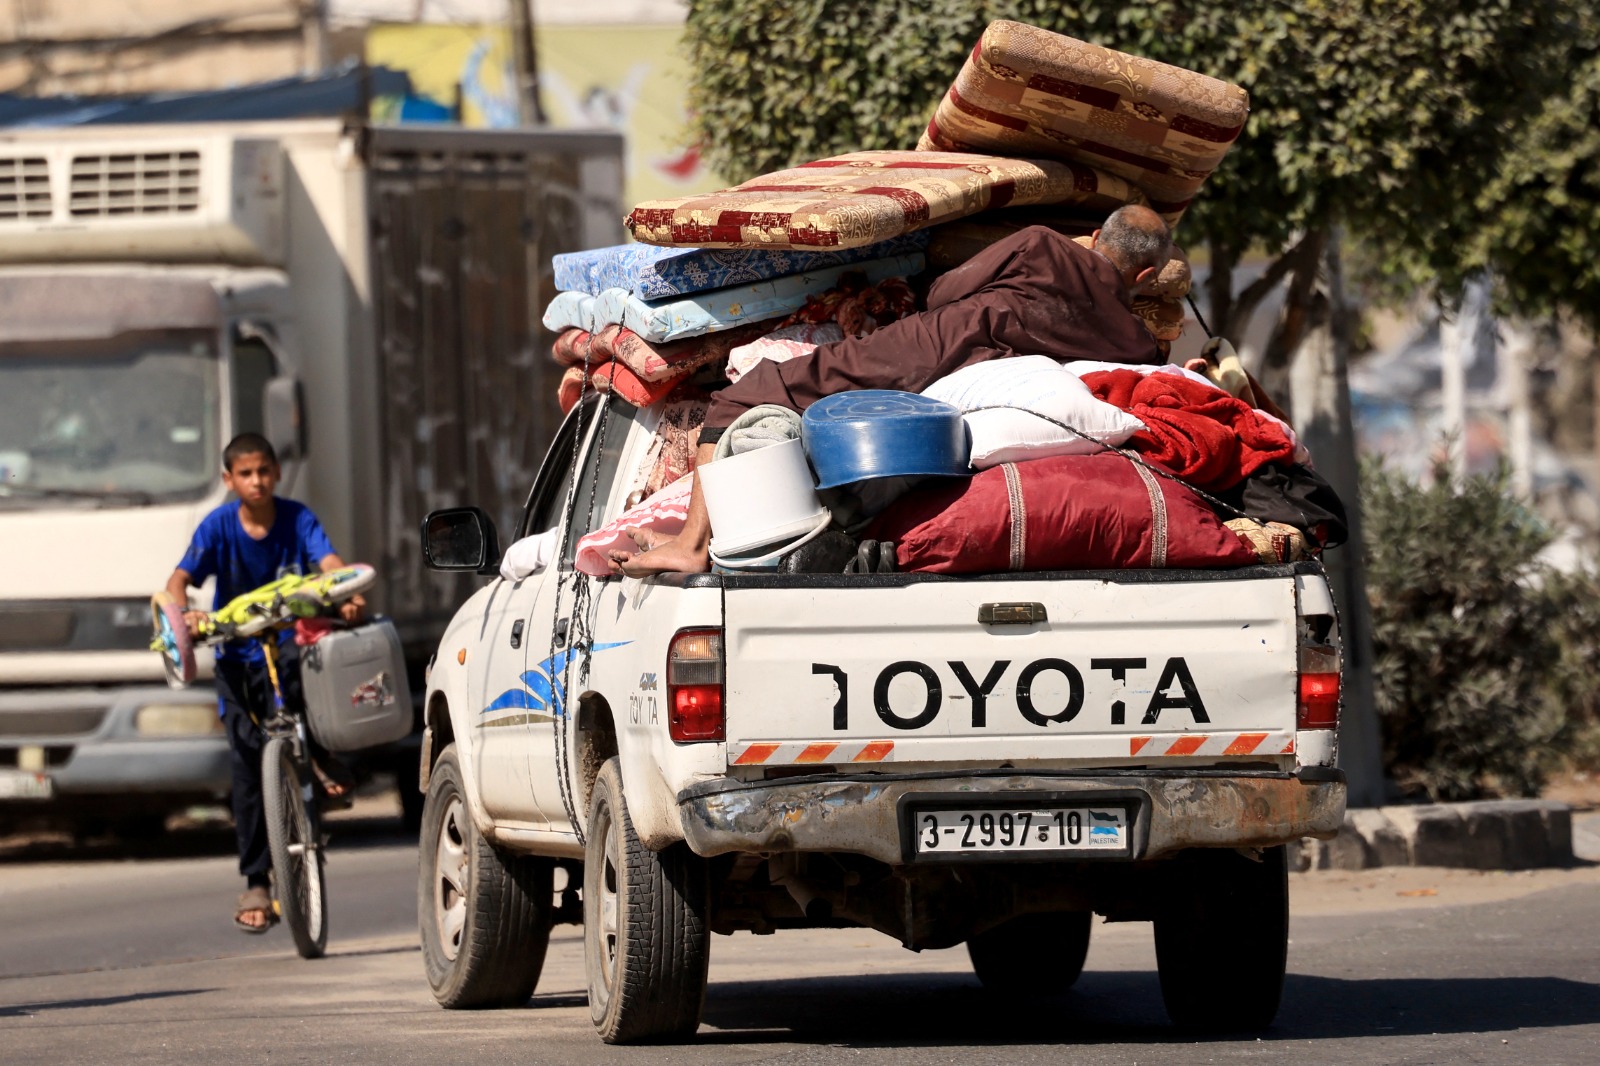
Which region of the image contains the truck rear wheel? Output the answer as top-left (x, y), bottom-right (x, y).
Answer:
top-left (967, 911), bottom-right (1092, 994)
top-left (1154, 845), bottom-right (1289, 1031)
top-left (584, 757), bottom-right (709, 1044)
top-left (419, 745), bottom-right (553, 1008)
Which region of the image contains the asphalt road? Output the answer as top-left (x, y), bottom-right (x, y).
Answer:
top-left (2, 809), bottom-right (1598, 1066)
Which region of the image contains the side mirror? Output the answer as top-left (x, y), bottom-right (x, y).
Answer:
top-left (264, 376), bottom-right (306, 463)
top-left (422, 507), bottom-right (501, 574)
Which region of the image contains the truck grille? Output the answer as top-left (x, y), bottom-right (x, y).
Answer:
top-left (0, 607), bottom-right (76, 650)
top-left (69, 150), bottom-right (201, 217)
top-left (0, 156), bottom-right (51, 220)
top-left (0, 708), bottom-right (106, 737)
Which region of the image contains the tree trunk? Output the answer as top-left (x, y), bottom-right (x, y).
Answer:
top-left (1205, 239), bottom-right (1239, 341)
top-left (1288, 230), bottom-right (1388, 807)
top-left (1257, 228), bottom-right (1330, 404)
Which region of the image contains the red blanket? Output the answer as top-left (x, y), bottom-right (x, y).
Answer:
top-left (1080, 369), bottom-right (1295, 491)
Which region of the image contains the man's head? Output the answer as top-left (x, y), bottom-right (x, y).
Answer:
top-left (1092, 204), bottom-right (1172, 295)
top-left (222, 433), bottom-right (280, 507)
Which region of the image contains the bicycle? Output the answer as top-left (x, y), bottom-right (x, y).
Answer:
top-left (150, 564), bottom-right (377, 959)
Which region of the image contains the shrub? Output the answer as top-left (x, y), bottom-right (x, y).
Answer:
top-left (1362, 458), bottom-right (1569, 799)
top-left (1543, 566), bottom-right (1600, 769)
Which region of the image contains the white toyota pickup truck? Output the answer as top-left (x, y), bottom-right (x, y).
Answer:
top-left (414, 393), bottom-right (1347, 1044)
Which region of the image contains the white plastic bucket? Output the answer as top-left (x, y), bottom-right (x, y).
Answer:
top-left (700, 437), bottom-right (831, 558)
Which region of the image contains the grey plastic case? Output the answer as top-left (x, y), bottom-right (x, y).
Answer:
top-left (300, 619), bottom-right (414, 753)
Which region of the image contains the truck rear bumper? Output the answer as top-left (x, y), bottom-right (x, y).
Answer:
top-left (677, 768), bottom-right (1346, 865)
top-left (0, 685), bottom-right (230, 803)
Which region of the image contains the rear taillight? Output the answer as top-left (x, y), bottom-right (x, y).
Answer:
top-left (1297, 643), bottom-right (1340, 730)
top-left (667, 628), bottom-right (724, 743)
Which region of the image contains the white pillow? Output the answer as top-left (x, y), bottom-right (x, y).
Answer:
top-left (923, 355), bottom-right (1146, 469)
top-left (1062, 359), bottom-right (1214, 387)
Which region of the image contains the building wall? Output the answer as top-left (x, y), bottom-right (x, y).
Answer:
top-left (0, 0), bottom-right (318, 95)
top-left (364, 20), bottom-right (724, 211)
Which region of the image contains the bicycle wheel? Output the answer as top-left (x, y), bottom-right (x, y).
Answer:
top-left (263, 736), bottom-right (328, 959)
top-left (149, 593), bottom-right (196, 689)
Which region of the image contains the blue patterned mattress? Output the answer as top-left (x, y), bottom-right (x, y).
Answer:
top-left (551, 232), bottom-right (930, 300)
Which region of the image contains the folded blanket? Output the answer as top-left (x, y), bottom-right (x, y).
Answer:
top-left (627, 149), bottom-right (1147, 250)
top-left (583, 254), bottom-right (924, 344)
top-left (1080, 369), bottom-right (1295, 491)
top-left (543, 291), bottom-right (597, 334)
top-left (557, 364), bottom-right (594, 414)
top-left (590, 360), bottom-right (682, 409)
top-left (551, 329), bottom-right (594, 367)
top-left (552, 233), bottom-right (930, 299)
top-left (726, 323), bottom-right (844, 384)
top-left (917, 20), bottom-right (1250, 226)
top-left (591, 321), bottom-right (770, 384)
top-left (712, 404), bottom-right (804, 461)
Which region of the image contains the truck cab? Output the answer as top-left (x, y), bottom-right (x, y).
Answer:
top-left (0, 121), bottom-right (624, 830)
top-left (0, 263), bottom-right (302, 823)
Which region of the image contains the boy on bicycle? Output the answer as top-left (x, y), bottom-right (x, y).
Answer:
top-left (165, 432), bottom-right (366, 933)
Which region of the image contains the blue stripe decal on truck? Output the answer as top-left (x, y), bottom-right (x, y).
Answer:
top-left (483, 641), bottom-right (632, 717)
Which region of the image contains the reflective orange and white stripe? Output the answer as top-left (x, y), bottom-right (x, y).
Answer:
top-left (730, 740), bottom-right (895, 766)
top-left (1129, 731), bottom-right (1296, 758)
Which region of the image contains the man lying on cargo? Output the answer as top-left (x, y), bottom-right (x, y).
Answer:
top-left (608, 205), bottom-right (1173, 577)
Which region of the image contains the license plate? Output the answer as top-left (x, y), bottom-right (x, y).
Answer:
top-left (0, 769), bottom-right (53, 800)
top-left (911, 805), bottom-right (1128, 857)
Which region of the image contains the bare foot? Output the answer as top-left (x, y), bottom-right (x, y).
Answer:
top-left (609, 534), bottom-right (711, 577)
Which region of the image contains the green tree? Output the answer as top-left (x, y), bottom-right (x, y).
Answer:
top-left (683, 0), bottom-right (1597, 385)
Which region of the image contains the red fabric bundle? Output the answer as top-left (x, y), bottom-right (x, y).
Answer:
top-left (868, 451), bottom-right (1258, 574)
top-left (590, 360), bottom-right (682, 408)
top-left (1079, 369), bottom-right (1295, 491)
top-left (552, 329), bottom-right (593, 367)
top-left (591, 321), bottom-right (767, 384)
top-left (557, 365), bottom-right (592, 414)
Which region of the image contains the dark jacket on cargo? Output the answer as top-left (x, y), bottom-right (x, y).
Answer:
top-left (701, 225), bottom-right (1160, 443)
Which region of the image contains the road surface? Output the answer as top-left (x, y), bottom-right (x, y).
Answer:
top-left (2, 803), bottom-right (1597, 1065)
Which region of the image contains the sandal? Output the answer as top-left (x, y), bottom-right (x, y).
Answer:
top-left (234, 886), bottom-right (278, 934)
top-left (312, 757), bottom-right (356, 811)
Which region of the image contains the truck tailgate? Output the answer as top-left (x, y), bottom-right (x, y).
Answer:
top-left (721, 573), bottom-right (1299, 768)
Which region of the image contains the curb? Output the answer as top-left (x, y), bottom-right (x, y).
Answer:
top-left (1289, 799), bottom-right (1576, 872)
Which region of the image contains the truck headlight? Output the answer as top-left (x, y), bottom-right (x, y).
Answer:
top-left (135, 703), bottom-right (224, 737)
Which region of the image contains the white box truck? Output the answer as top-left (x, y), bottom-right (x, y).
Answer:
top-left (0, 120), bottom-right (622, 833)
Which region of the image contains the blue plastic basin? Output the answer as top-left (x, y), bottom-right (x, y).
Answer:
top-left (802, 390), bottom-right (970, 490)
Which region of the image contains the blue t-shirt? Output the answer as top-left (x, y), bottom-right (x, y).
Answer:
top-left (178, 498), bottom-right (336, 664)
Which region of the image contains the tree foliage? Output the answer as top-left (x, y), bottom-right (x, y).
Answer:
top-left (1361, 459), bottom-right (1570, 799)
top-left (683, 0), bottom-right (1600, 371)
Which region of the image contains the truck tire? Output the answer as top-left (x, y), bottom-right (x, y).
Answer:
top-left (967, 911), bottom-right (1092, 994)
top-left (419, 745), bottom-right (553, 1008)
top-left (584, 757), bottom-right (710, 1044)
top-left (1154, 845), bottom-right (1289, 1031)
